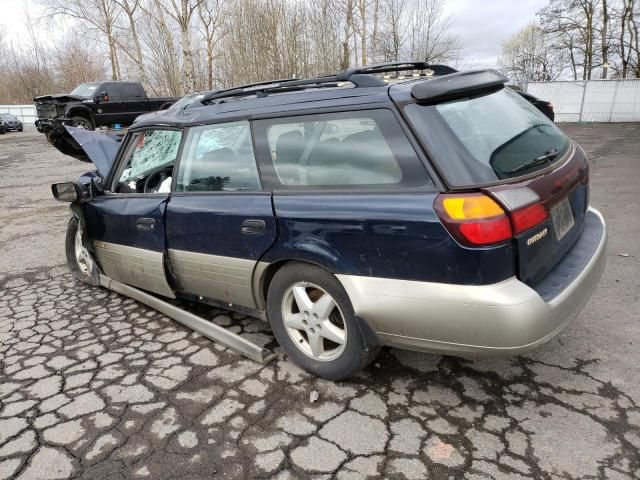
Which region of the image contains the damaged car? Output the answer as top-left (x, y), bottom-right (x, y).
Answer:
top-left (34, 81), bottom-right (178, 134)
top-left (50, 62), bottom-right (607, 380)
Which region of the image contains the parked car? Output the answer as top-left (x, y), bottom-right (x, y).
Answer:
top-left (517, 90), bottom-right (555, 121)
top-left (34, 81), bottom-right (178, 134)
top-left (0, 113), bottom-right (24, 132)
top-left (49, 62), bottom-right (606, 379)
top-left (0, 122), bottom-right (5, 135)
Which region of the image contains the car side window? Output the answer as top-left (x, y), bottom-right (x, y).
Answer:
top-left (255, 109), bottom-right (431, 189)
top-left (115, 129), bottom-right (183, 193)
top-left (175, 120), bottom-right (261, 192)
top-left (105, 84), bottom-right (123, 101)
top-left (123, 84), bottom-right (142, 98)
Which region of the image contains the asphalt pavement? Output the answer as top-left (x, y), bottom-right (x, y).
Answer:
top-left (0, 124), bottom-right (638, 479)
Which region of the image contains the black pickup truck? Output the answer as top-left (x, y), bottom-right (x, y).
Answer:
top-left (34, 81), bottom-right (178, 134)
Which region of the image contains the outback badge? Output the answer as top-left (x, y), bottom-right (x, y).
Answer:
top-left (527, 227), bottom-right (548, 246)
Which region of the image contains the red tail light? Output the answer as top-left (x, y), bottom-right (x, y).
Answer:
top-left (547, 102), bottom-right (554, 111)
top-left (435, 193), bottom-right (512, 246)
top-left (435, 193), bottom-right (548, 246)
top-left (511, 203), bottom-right (548, 234)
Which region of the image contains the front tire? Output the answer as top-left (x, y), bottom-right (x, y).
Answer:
top-left (65, 217), bottom-right (98, 285)
top-left (267, 263), bottom-right (379, 380)
top-left (69, 116), bottom-right (94, 130)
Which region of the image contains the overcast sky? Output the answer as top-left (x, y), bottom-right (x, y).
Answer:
top-left (1, 0), bottom-right (548, 68)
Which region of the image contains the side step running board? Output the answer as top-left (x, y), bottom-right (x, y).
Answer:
top-left (99, 274), bottom-right (277, 364)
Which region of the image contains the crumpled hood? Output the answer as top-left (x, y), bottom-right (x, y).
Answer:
top-left (33, 94), bottom-right (85, 103)
top-left (48, 125), bottom-right (121, 177)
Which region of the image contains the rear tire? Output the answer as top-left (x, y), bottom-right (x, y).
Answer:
top-left (65, 217), bottom-right (98, 285)
top-left (69, 116), bottom-right (94, 130)
top-left (267, 263), bottom-right (379, 380)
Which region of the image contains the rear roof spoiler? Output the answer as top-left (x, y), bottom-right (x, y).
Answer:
top-left (411, 69), bottom-right (508, 104)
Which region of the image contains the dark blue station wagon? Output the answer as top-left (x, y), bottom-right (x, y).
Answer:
top-left (51, 63), bottom-right (607, 379)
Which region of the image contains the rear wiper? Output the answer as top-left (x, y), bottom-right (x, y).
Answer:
top-left (504, 148), bottom-right (560, 175)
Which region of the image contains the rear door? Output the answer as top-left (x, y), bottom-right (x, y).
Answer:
top-left (84, 128), bottom-right (183, 297)
top-left (165, 120), bottom-right (276, 309)
top-left (121, 83), bottom-right (149, 123)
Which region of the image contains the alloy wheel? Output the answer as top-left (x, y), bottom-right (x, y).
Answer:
top-left (281, 282), bottom-right (347, 361)
top-left (73, 120), bottom-right (91, 130)
top-left (74, 226), bottom-right (94, 277)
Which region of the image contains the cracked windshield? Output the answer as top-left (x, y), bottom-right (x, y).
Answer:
top-left (119, 130), bottom-right (182, 183)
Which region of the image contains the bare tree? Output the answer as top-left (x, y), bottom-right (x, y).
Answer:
top-left (42, 0), bottom-right (122, 80)
top-left (407, 0), bottom-right (462, 64)
top-left (113, 0), bottom-right (147, 84)
top-left (158, 0), bottom-right (205, 93)
top-left (377, 0), bottom-right (407, 62)
top-left (198, 0), bottom-right (224, 90)
top-left (500, 22), bottom-right (566, 86)
top-left (539, 0), bottom-right (602, 80)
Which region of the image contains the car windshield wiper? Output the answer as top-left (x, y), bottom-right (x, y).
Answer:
top-left (504, 148), bottom-right (560, 175)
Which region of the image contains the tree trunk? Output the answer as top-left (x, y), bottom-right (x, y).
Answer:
top-left (601, 0), bottom-right (609, 79)
top-left (120, 0), bottom-right (148, 85)
top-left (107, 27), bottom-right (119, 80)
top-left (341, 1), bottom-right (354, 69)
top-left (180, 0), bottom-right (195, 93)
top-left (371, 0), bottom-right (379, 62)
top-left (359, 0), bottom-right (367, 65)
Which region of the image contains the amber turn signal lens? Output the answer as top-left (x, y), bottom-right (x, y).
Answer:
top-left (441, 195), bottom-right (505, 220)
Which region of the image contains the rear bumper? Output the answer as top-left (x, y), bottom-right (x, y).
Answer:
top-left (338, 208), bottom-right (607, 356)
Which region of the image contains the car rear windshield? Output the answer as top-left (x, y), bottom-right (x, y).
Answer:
top-left (404, 88), bottom-right (570, 187)
top-left (71, 83), bottom-right (100, 98)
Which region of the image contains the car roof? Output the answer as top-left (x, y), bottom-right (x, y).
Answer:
top-left (132, 84), bottom-right (393, 128)
top-left (132, 62), bottom-right (462, 129)
top-left (131, 63), bottom-right (503, 129)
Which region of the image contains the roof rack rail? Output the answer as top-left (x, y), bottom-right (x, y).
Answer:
top-left (197, 61), bottom-right (458, 105)
top-left (200, 76), bottom-right (345, 104)
top-left (337, 62), bottom-right (458, 82)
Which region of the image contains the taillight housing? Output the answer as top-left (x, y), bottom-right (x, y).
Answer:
top-left (435, 193), bottom-right (548, 247)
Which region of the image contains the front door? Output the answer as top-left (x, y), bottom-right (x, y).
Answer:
top-left (84, 128), bottom-right (184, 297)
top-left (165, 120), bottom-right (276, 309)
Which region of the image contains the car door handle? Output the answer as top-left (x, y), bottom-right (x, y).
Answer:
top-left (136, 218), bottom-right (156, 231)
top-left (241, 219), bottom-right (266, 235)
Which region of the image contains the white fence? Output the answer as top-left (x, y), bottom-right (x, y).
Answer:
top-left (526, 79), bottom-right (640, 122)
top-left (0, 105), bottom-right (37, 124)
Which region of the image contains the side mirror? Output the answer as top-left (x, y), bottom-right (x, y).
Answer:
top-left (95, 91), bottom-right (109, 103)
top-left (51, 181), bottom-right (90, 202)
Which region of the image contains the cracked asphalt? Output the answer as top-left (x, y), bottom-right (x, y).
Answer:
top-left (0, 124), bottom-right (639, 479)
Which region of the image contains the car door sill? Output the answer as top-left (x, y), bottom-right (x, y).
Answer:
top-left (98, 273), bottom-right (277, 364)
